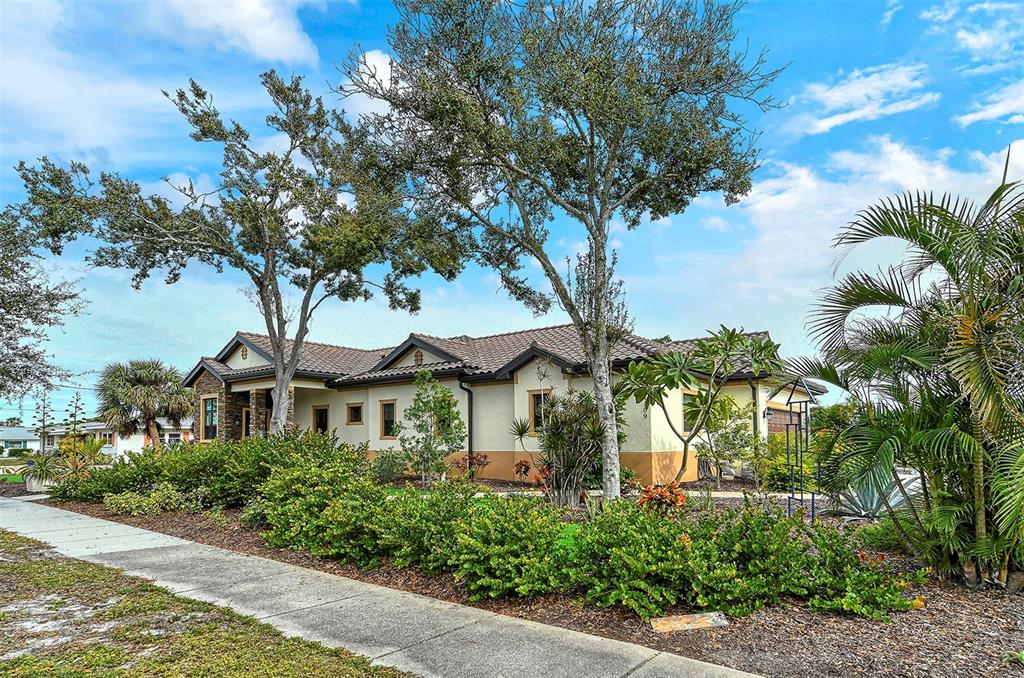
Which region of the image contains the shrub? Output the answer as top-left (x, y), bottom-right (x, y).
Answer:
top-left (260, 448), bottom-right (371, 554)
top-left (371, 448), bottom-right (406, 485)
top-left (103, 482), bottom-right (184, 516)
top-left (569, 501), bottom-right (690, 619)
top-left (806, 525), bottom-right (924, 619)
top-left (52, 432), bottom-right (369, 508)
top-left (379, 481), bottom-right (477, 574)
top-left (450, 497), bottom-right (571, 599)
top-left (239, 497), bottom-right (271, 530)
top-left (854, 516), bottom-right (910, 553)
top-left (636, 482), bottom-right (687, 513)
top-left (317, 476), bottom-right (390, 566)
top-left (680, 508), bottom-right (812, 616)
top-left (451, 453), bottom-right (491, 480)
top-left (51, 449), bottom-right (163, 502)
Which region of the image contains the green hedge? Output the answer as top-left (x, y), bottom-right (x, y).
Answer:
top-left (259, 472), bottom-right (923, 620)
top-left (50, 432), bottom-right (368, 508)
top-left (50, 431), bottom-right (922, 621)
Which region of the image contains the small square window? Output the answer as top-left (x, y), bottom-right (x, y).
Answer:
top-left (346, 403), bottom-right (363, 425)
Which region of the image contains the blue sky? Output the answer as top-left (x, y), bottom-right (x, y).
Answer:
top-left (2, 0), bottom-right (1023, 418)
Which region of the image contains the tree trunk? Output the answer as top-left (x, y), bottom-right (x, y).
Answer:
top-left (269, 372), bottom-right (292, 434)
top-left (590, 347), bottom-right (621, 501)
top-left (716, 466), bottom-right (722, 490)
top-left (146, 419), bottom-right (160, 447)
top-left (675, 439), bottom-right (693, 482)
top-left (971, 415), bottom-right (987, 580)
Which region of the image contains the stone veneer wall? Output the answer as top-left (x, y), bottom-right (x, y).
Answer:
top-left (191, 370), bottom-right (245, 442)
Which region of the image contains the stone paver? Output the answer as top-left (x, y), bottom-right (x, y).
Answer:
top-left (0, 497), bottom-right (757, 677)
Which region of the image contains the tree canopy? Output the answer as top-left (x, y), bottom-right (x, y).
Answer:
top-left (9, 71), bottom-right (464, 431)
top-left (344, 0), bottom-right (780, 497)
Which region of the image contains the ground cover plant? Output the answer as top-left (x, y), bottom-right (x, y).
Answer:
top-left (0, 529), bottom-right (407, 677)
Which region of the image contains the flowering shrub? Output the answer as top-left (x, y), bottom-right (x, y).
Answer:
top-left (637, 481), bottom-right (687, 512)
top-left (451, 453), bottom-right (491, 480)
top-left (513, 460), bottom-right (532, 480)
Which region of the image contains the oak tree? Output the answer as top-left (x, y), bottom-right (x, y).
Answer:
top-left (344, 0), bottom-right (780, 497)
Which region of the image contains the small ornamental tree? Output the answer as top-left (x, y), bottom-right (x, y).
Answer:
top-left (692, 394), bottom-right (756, 489)
top-left (396, 370), bottom-right (467, 486)
top-left (621, 326), bottom-right (782, 481)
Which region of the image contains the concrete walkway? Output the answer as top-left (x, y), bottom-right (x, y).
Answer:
top-left (0, 497), bottom-right (754, 678)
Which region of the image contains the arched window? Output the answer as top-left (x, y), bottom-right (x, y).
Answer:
top-left (414, 349), bottom-right (424, 366)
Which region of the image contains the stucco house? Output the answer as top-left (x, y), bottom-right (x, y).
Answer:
top-left (183, 324), bottom-right (820, 485)
top-left (0, 426), bottom-right (41, 455)
top-left (46, 418), bottom-right (193, 457)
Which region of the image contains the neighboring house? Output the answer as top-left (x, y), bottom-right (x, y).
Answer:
top-left (183, 324), bottom-right (822, 485)
top-left (0, 426), bottom-right (41, 456)
top-left (46, 418), bottom-right (193, 458)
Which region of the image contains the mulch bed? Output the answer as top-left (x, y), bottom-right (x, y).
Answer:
top-left (0, 482), bottom-right (33, 498)
top-left (47, 499), bottom-right (1024, 678)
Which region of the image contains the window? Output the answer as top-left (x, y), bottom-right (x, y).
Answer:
top-left (414, 349), bottom-right (424, 366)
top-left (165, 433), bottom-right (182, 448)
top-left (313, 405), bottom-right (330, 434)
top-left (346, 403), bottom-right (363, 425)
top-left (527, 389), bottom-right (551, 435)
top-left (201, 396), bottom-right (218, 441)
top-left (682, 393), bottom-right (693, 432)
top-left (380, 400), bottom-right (397, 439)
top-left (98, 432), bottom-right (113, 444)
top-left (241, 407), bottom-right (252, 438)
top-left (240, 345), bottom-right (248, 360)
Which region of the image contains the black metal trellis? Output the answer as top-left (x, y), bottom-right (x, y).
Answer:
top-left (768, 378), bottom-right (821, 522)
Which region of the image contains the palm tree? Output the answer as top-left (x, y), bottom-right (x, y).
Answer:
top-left (794, 181), bottom-right (1024, 585)
top-left (97, 360), bottom-right (193, 446)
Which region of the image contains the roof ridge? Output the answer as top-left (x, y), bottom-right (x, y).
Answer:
top-left (237, 331), bottom-right (392, 354)
top-left (444, 323), bottom-right (577, 342)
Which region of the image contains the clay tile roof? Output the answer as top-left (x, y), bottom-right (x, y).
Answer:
top-left (237, 332), bottom-right (382, 375)
top-left (192, 325), bottom-right (782, 388)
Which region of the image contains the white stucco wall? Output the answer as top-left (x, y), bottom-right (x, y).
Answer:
top-left (392, 347), bottom-right (447, 367)
top-left (225, 345), bottom-right (271, 369)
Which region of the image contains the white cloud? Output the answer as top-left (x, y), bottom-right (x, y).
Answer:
top-left (792, 63), bottom-right (940, 135)
top-left (0, 1), bottom-right (172, 166)
top-left (710, 137), bottom-right (1021, 345)
top-left (881, 0), bottom-right (903, 27)
top-left (147, 0), bottom-right (325, 66)
top-left (340, 49), bottom-right (395, 121)
top-left (700, 215), bottom-right (731, 232)
top-left (922, 1), bottom-right (1024, 71)
top-left (956, 80), bottom-right (1024, 126)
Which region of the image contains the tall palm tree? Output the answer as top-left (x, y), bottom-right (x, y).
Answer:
top-left (97, 360), bottom-right (193, 445)
top-left (794, 181), bottom-right (1024, 584)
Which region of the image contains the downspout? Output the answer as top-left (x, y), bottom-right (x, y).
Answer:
top-left (458, 381), bottom-right (473, 473)
top-left (748, 379), bottom-right (760, 438)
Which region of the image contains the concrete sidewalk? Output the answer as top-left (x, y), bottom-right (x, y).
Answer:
top-left (0, 497), bottom-right (755, 678)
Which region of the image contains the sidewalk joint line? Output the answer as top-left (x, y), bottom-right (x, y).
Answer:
top-left (622, 651), bottom-right (661, 677)
top-left (370, 613), bottom-right (497, 662)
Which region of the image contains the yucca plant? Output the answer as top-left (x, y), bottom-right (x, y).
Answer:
top-left (793, 180), bottom-right (1024, 585)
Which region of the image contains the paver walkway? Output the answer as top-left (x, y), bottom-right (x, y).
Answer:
top-left (0, 497), bottom-right (755, 678)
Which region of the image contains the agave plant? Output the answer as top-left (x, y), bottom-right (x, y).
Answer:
top-left (836, 474), bottom-right (922, 519)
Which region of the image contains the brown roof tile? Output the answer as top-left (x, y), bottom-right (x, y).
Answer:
top-left (191, 324), bottom-right (776, 387)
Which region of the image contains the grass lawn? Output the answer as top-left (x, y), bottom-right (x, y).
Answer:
top-left (0, 530), bottom-right (411, 677)
top-left (0, 457), bottom-right (25, 467)
top-left (1, 474), bottom-right (24, 483)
